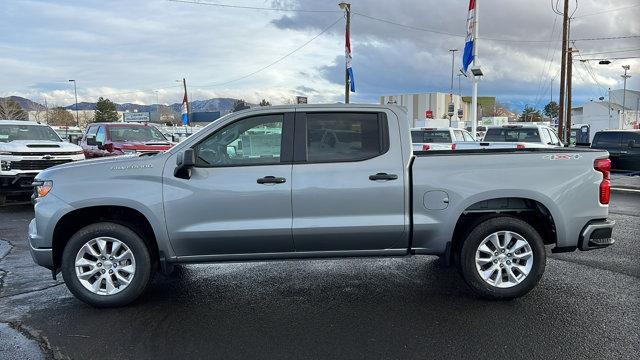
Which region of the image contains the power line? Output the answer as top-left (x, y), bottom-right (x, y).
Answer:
top-left (533, 16), bottom-right (558, 106)
top-left (580, 48), bottom-right (640, 56)
top-left (573, 3), bottom-right (640, 18)
top-left (352, 12), bottom-right (461, 37)
top-left (192, 16), bottom-right (343, 88)
top-left (167, 0), bottom-right (340, 13)
top-left (580, 56), bottom-right (640, 61)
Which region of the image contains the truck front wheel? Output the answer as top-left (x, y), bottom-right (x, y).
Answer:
top-left (61, 222), bottom-right (152, 307)
top-left (459, 216), bottom-right (546, 299)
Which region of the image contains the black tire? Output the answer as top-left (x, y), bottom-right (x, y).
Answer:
top-left (61, 222), bottom-right (152, 307)
top-left (459, 216), bottom-right (546, 300)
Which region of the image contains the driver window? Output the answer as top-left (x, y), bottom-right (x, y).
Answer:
top-left (194, 114), bottom-right (283, 166)
top-left (95, 126), bottom-right (106, 144)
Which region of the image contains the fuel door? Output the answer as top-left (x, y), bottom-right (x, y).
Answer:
top-left (423, 190), bottom-right (450, 210)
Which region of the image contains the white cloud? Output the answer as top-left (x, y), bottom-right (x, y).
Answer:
top-left (0, 0), bottom-right (638, 110)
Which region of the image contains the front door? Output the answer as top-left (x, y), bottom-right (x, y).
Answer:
top-left (163, 112), bottom-right (295, 257)
top-left (291, 111), bottom-right (407, 252)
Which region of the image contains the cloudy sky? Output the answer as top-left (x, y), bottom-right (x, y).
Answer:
top-left (0, 0), bottom-right (638, 111)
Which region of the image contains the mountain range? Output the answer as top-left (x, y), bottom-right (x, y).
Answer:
top-left (3, 96), bottom-right (241, 114)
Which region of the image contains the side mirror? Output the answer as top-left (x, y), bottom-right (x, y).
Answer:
top-left (86, 135), bottom-right (97, 146)
top-left (174, 148), bottom-right (195, 179)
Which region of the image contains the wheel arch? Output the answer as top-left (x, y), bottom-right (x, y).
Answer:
top-left (448, 195), bottom-right (560, 265)
top-left (51, 205), bottom-right (162, 273)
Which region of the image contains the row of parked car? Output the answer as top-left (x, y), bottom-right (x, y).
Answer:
top-left (411, 124), bottom-right (640, 172)
top-left (0, 120), bottom-right (176, 204)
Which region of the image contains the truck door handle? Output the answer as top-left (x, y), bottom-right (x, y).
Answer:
top-left (369, 173), bottom-right (398, 181)
top-left (257, 176), bottom-right (286, 184)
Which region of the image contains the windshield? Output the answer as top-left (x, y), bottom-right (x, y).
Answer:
top-left (483, 128), bottom-right (541, 142)
top-left (108, 125), bottom-right (167, 142)
top-left (0, 124), bottom-right (62, 143)
top-left (411, 130), bottom-right (452, 143)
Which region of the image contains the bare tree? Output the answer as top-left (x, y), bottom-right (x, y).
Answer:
top-left (46, 107), bottom-right (75, 126)
top-left (0, 98), bottom-right (28, 120)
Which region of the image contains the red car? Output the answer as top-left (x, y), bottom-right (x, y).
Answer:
top-left (80, 123), bottom-right (174, 158)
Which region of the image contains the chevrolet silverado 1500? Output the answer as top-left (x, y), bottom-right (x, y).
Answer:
top-left (29, 104), bottom-right (614, 307)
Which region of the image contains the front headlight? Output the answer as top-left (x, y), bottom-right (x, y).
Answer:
top-left (0, 151), bottom-right (11, 155)
top-left (32, 180), bottom-right (53, 198)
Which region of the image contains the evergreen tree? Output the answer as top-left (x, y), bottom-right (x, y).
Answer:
top-left (94, 97), bottom-right (119, 122)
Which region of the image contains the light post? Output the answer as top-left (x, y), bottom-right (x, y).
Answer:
top-left (621, 65), bottom-right (631, 122)
top-left (68, 79), bottom-right (79, 126)
top-left (448, 49), bottom-right (458, 125)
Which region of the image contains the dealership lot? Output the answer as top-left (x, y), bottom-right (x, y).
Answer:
top-left (0, 191), bottom-right (638, 359)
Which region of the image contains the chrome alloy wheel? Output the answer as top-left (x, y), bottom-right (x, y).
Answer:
top-left (474, 231), bottom-right (533, 288)
top-left (74, 237), bottom-right (136, 296)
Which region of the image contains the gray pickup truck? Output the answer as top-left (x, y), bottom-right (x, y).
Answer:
top-left (29, 104), bottom-right (615, 307)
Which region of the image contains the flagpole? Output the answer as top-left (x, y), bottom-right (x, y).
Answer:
top-left (471, 0), bottom-right (479, 138)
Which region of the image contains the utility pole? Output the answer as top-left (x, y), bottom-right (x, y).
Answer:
top-left (608, 87), bottom-right (612, 127)
top-left (566, 47), bottom-right (574, 143)
top-left (621, 65), bottom-right (631, 124)
top-left (339, 2), bottom-right (352, 104)
top-left (68, 79), bottom-right (79, 127)
top-left (557, 0), bottom-right (569, 142)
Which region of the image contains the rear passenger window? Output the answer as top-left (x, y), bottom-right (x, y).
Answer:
top-left (593, 132), bottom-right (620, 148)
top-left (306, 113), bottom-right (386, 162)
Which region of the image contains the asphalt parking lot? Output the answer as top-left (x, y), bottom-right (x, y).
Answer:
top-left (0, 192), bottom-right (638, 360)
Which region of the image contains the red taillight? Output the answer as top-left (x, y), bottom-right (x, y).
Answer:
top-left (422, 144), bottom-right (430, 151)
top-left (451, 143), bottom-right (457, 150)
top-left (516, 144), bottom-right (525, 149)
top-left (594, 158), bottom-right (611, 205)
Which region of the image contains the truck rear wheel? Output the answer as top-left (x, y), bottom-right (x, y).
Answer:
top-left (61, 222), bottom-right (151, 307)
top-left (459, 216), bottom-right (545, 299)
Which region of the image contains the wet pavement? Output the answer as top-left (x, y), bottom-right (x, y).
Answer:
top-left (0, 193), bottom-right (638, 359)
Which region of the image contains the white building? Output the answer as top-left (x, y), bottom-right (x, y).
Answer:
top-left (380, 92), bottom-right (472, 127)
top-left (571, 88), bottom-right (640, 141)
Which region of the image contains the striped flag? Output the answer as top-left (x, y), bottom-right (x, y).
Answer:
top-left (181, 92), bottom-right (189, 126)
top-left (346, 25), bottom-right (355, 92)
top-left (462, 0), bottom-right (476, 72)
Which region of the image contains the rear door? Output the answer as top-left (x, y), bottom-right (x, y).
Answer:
top-left (291, 111), bottom-right (407, 252)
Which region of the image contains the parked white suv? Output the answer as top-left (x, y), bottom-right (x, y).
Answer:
top-left (0, 120), bottom-right (85, 204)
top-left (411, 127), bottom-right (476, 151)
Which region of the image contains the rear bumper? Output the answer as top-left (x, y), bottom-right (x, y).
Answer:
top-left (578, 219), bottom-right (615, 251)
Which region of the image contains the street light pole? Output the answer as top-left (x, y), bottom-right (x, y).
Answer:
top-left (68, 79), bottom-right (79, 127)
top-left (621, 65), bottom-right (631, 124)
top-left (448, 49), bottom-right (458, 125)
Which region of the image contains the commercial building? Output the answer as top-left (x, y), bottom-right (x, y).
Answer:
top-left (571, 88), bottom-right (640, 141)
top-left (379, 92), bottom-right (496, 127)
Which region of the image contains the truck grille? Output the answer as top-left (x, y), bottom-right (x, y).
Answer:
top-left (10, 159), bottom-right (73, 170)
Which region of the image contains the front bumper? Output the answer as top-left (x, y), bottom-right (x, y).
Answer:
top-left (579, 219), bottom-right (615, 251)
top-left (28, 218), bottom-right (54, 270)
top-left (0, 173), bottom-right (37, 196)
